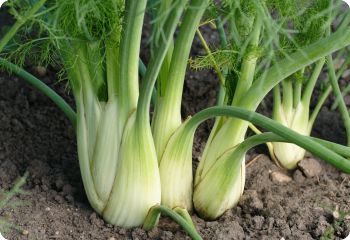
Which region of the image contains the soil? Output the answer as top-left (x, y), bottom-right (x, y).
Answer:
top-left (1, 10), bottom-right (350, 240)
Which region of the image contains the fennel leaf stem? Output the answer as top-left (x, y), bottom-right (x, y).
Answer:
top-left (238, 24), bottom-right (350, 113)
top-left (327, 55), bottom-right (350, 146)
top-left (143, 205), bottom-right (202, 240)
top-left (186, 106), bottom-right (350, 173)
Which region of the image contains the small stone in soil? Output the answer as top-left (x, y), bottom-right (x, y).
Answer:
top-left (298, 157), bottom-right (322, 178)
top-left (22, 230), bottom-right (29, 235)
top-left (333, 205), bottom-right (340, 220)
top-left (270, 171), bottom-right (292, 183)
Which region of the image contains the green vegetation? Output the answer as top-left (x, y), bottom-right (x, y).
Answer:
top-left (1, 0), bottom-right (350, 239)
top-left (0, 173), bottom-right (28, 235)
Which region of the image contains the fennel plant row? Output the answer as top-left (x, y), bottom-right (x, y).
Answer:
top-left (1, 0), bottom-right (350, 239)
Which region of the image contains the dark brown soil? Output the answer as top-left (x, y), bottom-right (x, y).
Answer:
top-left (1, 10), bottom-right (350, 240)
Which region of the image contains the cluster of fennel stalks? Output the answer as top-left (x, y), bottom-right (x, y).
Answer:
top-left (1, 0), bottom-right (350, 239)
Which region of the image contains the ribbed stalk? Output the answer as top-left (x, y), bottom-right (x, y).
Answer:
top-left (231, 16), bottom-right (262, 105)
top-left (272, 101), bottom-right (309, 169)
top-left (271, 60), bottom-right (325, 169)
top-left (195, 14), bottom-right (262, 211)
top-left (102, 112), bottom-right (161, 227)
top-left (118, 0), bottom-right (147, 128)
top-left (91, 99), bottom-right (120, 203)
top-left (151, 0), bottom-right (210, 158)
top-left (159, 119), bottom-right (194, 211)
top-left (76, 91), bottom-right (104, 214)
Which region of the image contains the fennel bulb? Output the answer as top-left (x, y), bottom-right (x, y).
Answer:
top-left (272, 101), bottom-right (310, 169)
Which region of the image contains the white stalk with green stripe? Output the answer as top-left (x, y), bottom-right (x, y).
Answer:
top-left (150, 0), bottom-right (210, 211)
top-left (272, 59), bottom-right (326, 169)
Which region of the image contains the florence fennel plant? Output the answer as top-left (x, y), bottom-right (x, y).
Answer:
top-left (1, 1), bottom-right (350, 239)
top-left (188, 0), bottom-right (350, 219)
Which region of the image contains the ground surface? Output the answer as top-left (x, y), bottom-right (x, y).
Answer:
top-left (1, 10), bottom-right (350, 240)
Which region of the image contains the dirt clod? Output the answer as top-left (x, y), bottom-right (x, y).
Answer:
top-left (270, 171), bottom-right (293, 183)
top-left (298, 157), bottom-right (323, 178)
